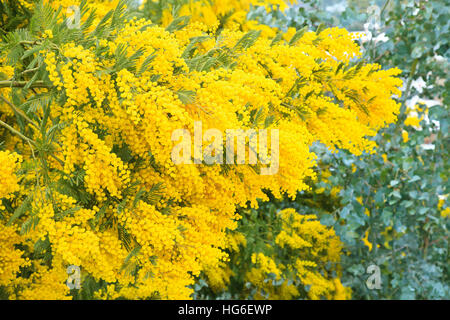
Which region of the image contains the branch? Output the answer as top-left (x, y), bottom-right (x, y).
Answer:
top-left (19, 67), bottom-right (40, 76)
top-left (0, 119), bottom-right (65, 166)
top-left (0, 94), bottom-right (39, 128)
top-left (0, 80), bottom-right (53, 89)
top-left (0, 118), bottom-right (36, 145)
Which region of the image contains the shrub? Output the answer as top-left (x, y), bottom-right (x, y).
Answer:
top-left (0, 0), bottom-right (402, 299)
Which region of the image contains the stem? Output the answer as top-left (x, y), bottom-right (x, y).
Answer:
top-left (19, 40), bottom-right (41, 46)
top-left (429, 235), bottom-right (449, 245)
top-left (0, 80), bottom-right (52, 89)
top-left (49, 152), bottom-right (65, 166)
top-left (398, 58), bottom-right (419, 119)
top-left (380, 0), bottom-right (391, 19)
top-left (402, 58), bottom-right (419, 104)
top-left (19, 67), bottom-right (40, 76)
top-left (0, 118), bottom-right (65, 166)
top-left (0, 95), bottom-right (39, 128)
top-left (0, 119), bottom-right (36, 145)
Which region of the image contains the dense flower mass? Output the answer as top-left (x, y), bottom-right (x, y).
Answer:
top-left (203, 208), bottom-right (350, 300)
top-left (0, 151), bottom-right (22, 199)
top-left (0, 0), bottom-right (401, 299)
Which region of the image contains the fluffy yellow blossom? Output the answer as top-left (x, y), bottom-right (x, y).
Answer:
top-left (17, 257), bottom-right (71, 300)
top-left (206, 209), bottom-right (350, 300)
top-left (441, 207), bottom-right (450, 218)
top-left (402, 130), bottom-right (409, 143)
top-left (0, 151), bottom-right (22, 198)
top-left (439, 196), bottom-right (449, 218)
top-left (43, 29), bottom-right (53, 39)
top-left (0, 224), bottom-right (30, 287)
top-left (362, 229), bottom-right (373, 251)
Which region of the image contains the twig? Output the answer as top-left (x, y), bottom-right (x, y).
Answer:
top-left (429, 235), bottom-right (448, 246)
top-left (0, 118), bottom-right (36, 145)
top-left (49, 153), bottom-right (65, 167)
top-left (0, 119), bottom-right (64, 166)
top-left (402, 59), bottom-right (419, 104)
top-left (18, 67), bottom-right (40, 76)
top-left (0, 94), bottom-right (39, 128)
top-left (0, 80), bottom-right (52, 89)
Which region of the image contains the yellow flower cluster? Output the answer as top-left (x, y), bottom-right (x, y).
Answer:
top-left (0, 151), bottom-right (22, 199)
top-left (147, 0), bottom-right (293, 31)
top-left (204, 209), bottom-right (351, 300)
top-left (438, 197), bottom-right (449, 218)
top-left (0, 224), bottom-right (30, 287)
top-left (404, 104), bottom-right (425, 128)
top-left (402, 130), bottom-right (409, 143)
top-left (274, 209), bottom-right (347, 300)
top-left (16, 257), bottom-right (72, 300)
top-left (1, 0), bottom-right (400, 299)
top-left (0, 63), bottom-right (15, 117)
